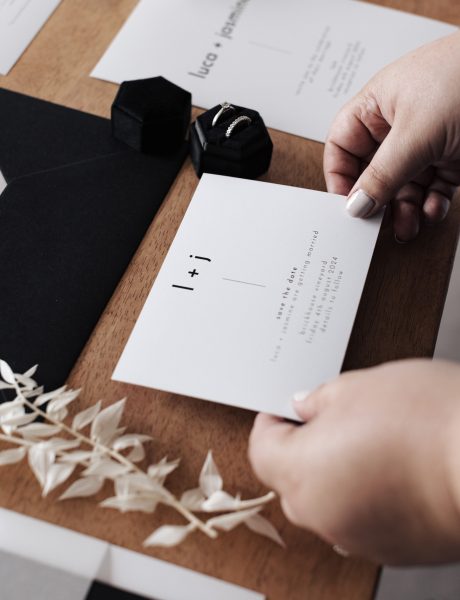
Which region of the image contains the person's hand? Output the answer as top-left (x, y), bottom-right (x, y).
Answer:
top-left (248, 359), bottom-right (460, 565)
top-left (324, 31), bottom-right (460, 242)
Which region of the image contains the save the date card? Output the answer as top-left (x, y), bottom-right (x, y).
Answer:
top-left (113, 174), bottom-right (381, 419)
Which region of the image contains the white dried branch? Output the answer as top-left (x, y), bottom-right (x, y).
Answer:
top-left (0, 360), bottom-right (281, 548)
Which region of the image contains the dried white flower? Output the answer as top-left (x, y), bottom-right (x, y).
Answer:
top-left (0, 360), bottom-right (283, 548)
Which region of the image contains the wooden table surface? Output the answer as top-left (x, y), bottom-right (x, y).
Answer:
top-left (1, 1), bottom-right (460, 599)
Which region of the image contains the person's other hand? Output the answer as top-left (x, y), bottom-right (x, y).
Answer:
top-left (249, 359), bottom-right (460, 565)
top-left (324, 32), bottom-right (460, 242)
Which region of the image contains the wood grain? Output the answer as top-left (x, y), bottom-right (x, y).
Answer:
top-left (1, 1), bottom-right (459, 599)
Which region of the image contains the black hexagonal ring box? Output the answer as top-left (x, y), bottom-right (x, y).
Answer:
top-left (190, 103), bottom-right (273, 179)
top-left (111, 76), bottom-right (192, 154)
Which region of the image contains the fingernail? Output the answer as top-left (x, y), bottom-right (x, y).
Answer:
top-left (292, 390), bottom-right (311, 403)
top-left (394, 234), bottom-right (409, 244)
top-left (424, 196), bottom-right (450, 223)
top-left (346, 190), bottom-right (376, 218)
top-left (333, 545), bottom-right (350, 558)
top-left (439, 197), bottom-right (450, 220)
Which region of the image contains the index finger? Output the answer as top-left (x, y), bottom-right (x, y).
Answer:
top-left (323, 99), bottom-right (387, 195)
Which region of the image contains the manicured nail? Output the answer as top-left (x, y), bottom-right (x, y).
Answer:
top-left (333, 545), bottom-right (350, 558)
top-left (292, 390), bottom-right (311, 403)
top-left (424, 196), bottom-right (450, 223)
top-left (346, 190), bottom-right (376, 218)
top-left (394, 234), bottom-right (409, 244)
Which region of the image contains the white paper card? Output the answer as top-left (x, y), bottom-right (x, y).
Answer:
top-left (91, 0), bottom-right (456, 142)
top-left (99, 544), bottom-right (264, 600)
top-left (0, 0), bottom-right (61, 75)
top-left (114, 174), bottom-right (381, 419)
top-left (0, 509), bottom-right (264, 600)
top-left (0, 508), bottom-right (108, 580)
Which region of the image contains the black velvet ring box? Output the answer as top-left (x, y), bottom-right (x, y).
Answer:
top-left (111, 76), bottom-right (192, 154)
top-left (190, 104), bottom-right (273, 179)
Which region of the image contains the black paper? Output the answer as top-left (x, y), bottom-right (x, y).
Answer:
top-left (0, 88), bottom-right (187, 390)
top-left (86, 581), bottom-right (154, 600)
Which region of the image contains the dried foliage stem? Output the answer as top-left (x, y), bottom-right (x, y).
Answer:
top-left (0, 361), bottom-right (282, 548)
top-left (11, 381), bottom-right (217, 540)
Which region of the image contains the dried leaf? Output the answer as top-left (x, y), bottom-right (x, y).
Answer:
top-left (199, 451), bottom-right (223, 498)
top-left (206, 507), bottom-right (262, 532)
top-left (22, 385), bottom-right (44, 399)
top-left (0, 403), bottom-right (26, 435)
top-left (28, 443), bottom-right (55, 488)
top-left (45, 438), bottom-right (81, 452)
top-left (34, 386), bottom-right (67, 407)
top-left (1, 412), bottom-right (36, 428)
top-left (115, 473), bottom-right (169, 499)
top-left (0, 360), bottom-right (15, 384)
top-left (0, 446), bottom-right (27, 465)
top-left (42, 462), bottom-right (76, 497)
top-left (47, 389), bottom-right (80, 419)
top-left (112, 434), bottom-right (152, 464)
top-left (126, 443), bottom-right (144, 462)
top-left (148, 458), bottom-right (180, 484)
top-left (59, 476), bottom-right (104, 500)
top-left (143, 524), bottom-right (195, 548)
top-left (72, 400), bottom-right (101, 431)
top-left (201, 490), bottom-right (239, 512)
top-left (0, 399), bottom-right (23, 416)
top-left (245, 514), bottom-right (285, 547)
top-left (83, 458), bottom-right (132, 479)
top-left (180, 487), bottom-right (206, 511)
top-left (23, 365), bottom-right (38, 378)
top-left (112, 434), bottom-right (152, 451)
top-left (101, 495), bottom-right (159, 514)
top-left (59, 450), bottom-right (96, 464)
top-left (14, 373), bottom-right (37, 390)
top-left (90, 398), bottom-right (126, 444)
top-left (18, 423), bottom-right (62, 438)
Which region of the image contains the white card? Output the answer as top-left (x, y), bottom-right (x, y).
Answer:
top-left (113, 175), bottom-right (381, 419)
top-left (91, 0), bottom-right (456, 142)
top-left (0, 509), bottom-right (264, 600)
top-left (0, 0), bottom-right (61, 75)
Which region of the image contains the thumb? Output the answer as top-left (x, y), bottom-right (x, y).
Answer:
top-left (346, 124), bottom-right (430, 218)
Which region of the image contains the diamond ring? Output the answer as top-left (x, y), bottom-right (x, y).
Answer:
top-left (225, 115), bottom-right (252, 138)
top-left (212, 102), bottom-right (235, 127)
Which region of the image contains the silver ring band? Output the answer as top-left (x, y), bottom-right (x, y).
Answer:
top-left (212, 102), bottom-right (235, 127)
top-left (225, 115), bottom-right (252, 138)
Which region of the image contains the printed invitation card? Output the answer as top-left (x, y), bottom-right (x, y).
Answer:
top-left (113, 175), bottom-right (381, 419)
top-left (92, 0), bottom-right (456, 142)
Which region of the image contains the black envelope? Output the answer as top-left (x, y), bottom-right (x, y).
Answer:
top-left (0, 89), bottom-right (187, 390)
